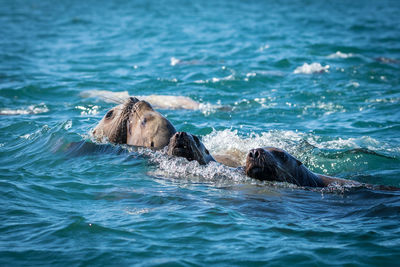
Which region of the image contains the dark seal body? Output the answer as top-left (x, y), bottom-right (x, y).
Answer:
top-left (245, 147), bottom-right (349, 187)
top-left (167, 132), bottom-right (215, 165)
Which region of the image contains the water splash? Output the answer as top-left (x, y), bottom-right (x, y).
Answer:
top-left (327, 51), bottom-right (355, 59)
top-left (294, 63), bottom-right (330, 74)
top-left (0, 103), bottom-right (49, 115)
top-left (75, 105), bottom-right (100, 115)
top-left (170, 57), bottom-right (181, 66)
top-left (138, 147), bottom-right (252, 186)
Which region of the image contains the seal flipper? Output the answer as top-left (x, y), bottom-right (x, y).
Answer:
top-left (213, 154), bottom-right (242, 168)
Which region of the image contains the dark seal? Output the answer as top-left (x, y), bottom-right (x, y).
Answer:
top-left (245, 147), bottom-right (350, 187)
top-left (167, 132), bottom-right (215, 165)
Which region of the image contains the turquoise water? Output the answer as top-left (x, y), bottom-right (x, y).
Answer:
top-left (1, 0), bottom-right (400, 265)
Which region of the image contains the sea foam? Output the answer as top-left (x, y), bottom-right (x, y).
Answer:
top-left (294, 63), bottom-right (330, 74)
top-left (327, 51), bottom-right (355, 59)
top-left (0, 104), bottom-right (49, 115)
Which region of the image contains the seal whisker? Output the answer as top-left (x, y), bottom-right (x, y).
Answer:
top-left (93, 99), bottom-right (176, 149)
top-left (99, 95), bottom-right (127, 104)
top-left (245, 147), bottom-right (338, 188)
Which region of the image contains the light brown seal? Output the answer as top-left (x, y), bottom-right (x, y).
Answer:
top-left (93, 97), bottom-right (176, 149)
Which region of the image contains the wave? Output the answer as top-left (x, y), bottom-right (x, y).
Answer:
top-left (310, 136), bottom-right (400, 154)
top-left (170, 57), bottom-right (180, 66)
top-left (327, 51), bottom-right (355, 59)
top-left (194, 74), bottom-right (235, 84)
top-left (0, 104), bottom-right (49, 115)
top-left (193, 69), bottom-right (285, 84)
top-left (75, 105), bottom-right (100, 116)
top-left (293, 63), bottom-right (330, 74)
top-left (202, 129), bottom-right (307, 164)
top-left (146, 148), bottom-right (251, 185)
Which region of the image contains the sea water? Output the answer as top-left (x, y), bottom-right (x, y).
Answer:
top-left (1, 0), bottom-right (400, 265)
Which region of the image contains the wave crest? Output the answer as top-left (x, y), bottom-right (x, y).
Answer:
top-left (0, 103), bottom-right (49, 115)
top-left (294, 63), bottom-right (330, 74)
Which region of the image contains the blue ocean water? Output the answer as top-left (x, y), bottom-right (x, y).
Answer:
top-left (1, 0), bottom-right (400, 265)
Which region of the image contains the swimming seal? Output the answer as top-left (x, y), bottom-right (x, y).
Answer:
top-left (93, 97), bottom-right (176, 149)
top-left (245, 147), bottom-right (349, 187)
top-left (167, 131), bottom-right (243, 167)
top-left (167, 132), bottom-right (215, 165)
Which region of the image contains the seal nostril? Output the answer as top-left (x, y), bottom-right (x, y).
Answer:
top-left (249, 150), bottom-right (254, 158)
top-left (255, 150), bottom-right (259, 158)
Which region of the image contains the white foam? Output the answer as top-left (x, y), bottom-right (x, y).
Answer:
top-left (366, 97), bottom-right (399, 104)
top-left (294, 63), bottom-right (330, 74)
top-left (139, 147), bottom-right (252, 185)
top-left (198, 102), bottom-right (222, 116)
top-left (156, 77), bottom-right (178, 83)
top-left (203, 129), bottom-right (400, 159)
top-left (346, 81), bottom-right (360, 88)
top-left (195, 74), bottom-right (235, 84)
top-left (125, 208), bottom-right (152, 215)
top-left (246, 72), bottom-right (257, 78)
top-left (243, 70), bottom-right (285, 82)
top-left (258, 44), bottom-right (270, 51)
top-left (63, 120), bottom-right (72, 130)
top-left (147, 144), bottom-right (363, 191)
top-left (327, 51), bottom-right (355, 59)
top-left (302, 101), bottom-right (346, 115)
top-left (20, 125), bottom-right (49, 140)
top-left (202, 129), bottom-right (306, 165)
top-left (170, 57), bottom-right (180, 66)
top-left (0, 103), bottom-right (49, 115)
top-left (312, 136), bottom-right (390, 151)
top-left (75, 105), bottom-right (100, 115)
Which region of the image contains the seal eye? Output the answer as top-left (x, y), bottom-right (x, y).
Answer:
top-left (205, 149), bottom-right (210, 155)
top-left (105, 110), bottom-right (113, 119)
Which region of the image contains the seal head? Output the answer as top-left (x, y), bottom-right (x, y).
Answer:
top-left (167, 132), bottom-right (215, 165)
top-left (93, 97), bottom-right (176, 149)
top-left (93, 97), bottom-right (138, 144)
top-left (126, 100), bottom-right (176, 148)
top-left (245, 147), bottom-right (325, 187)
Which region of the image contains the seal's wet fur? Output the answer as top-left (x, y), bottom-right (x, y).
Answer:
top-left (93, 97), bottom-right (176, 148)
top-left (167, 132), bottom-right (215, 165)
top-left (246, 147), bottom-right (326, 187)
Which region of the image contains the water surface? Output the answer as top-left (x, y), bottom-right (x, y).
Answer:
top-left (1, 0), bottom-right (400, 265)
